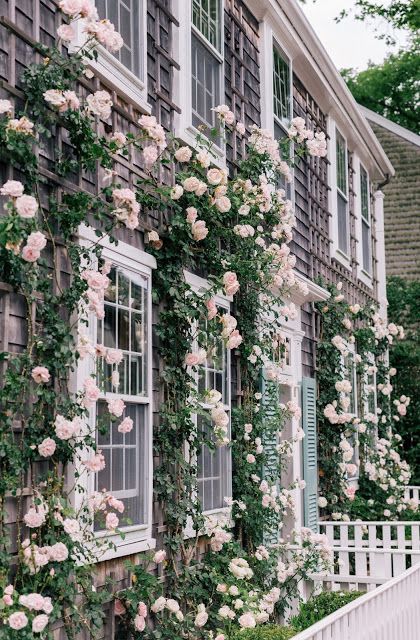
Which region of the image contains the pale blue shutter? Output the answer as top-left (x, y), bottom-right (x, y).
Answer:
top-left (261, 371), bottom-right (280, 546)
top-left (302, 377), bottom-right (318, 532)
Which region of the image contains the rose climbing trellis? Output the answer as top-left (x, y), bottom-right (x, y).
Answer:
top-left (0, 2), bottom-right (335, 638)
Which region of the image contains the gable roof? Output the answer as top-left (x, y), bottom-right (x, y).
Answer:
top-left (360, 106), bottom-right (420, 147)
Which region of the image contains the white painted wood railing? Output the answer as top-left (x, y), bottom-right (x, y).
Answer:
top-left (404, 485), bottom-right (420, 504)
top-left (317, 521), bottom-right (420, 590)
top-left (292, 562), bottom-right (420, 640)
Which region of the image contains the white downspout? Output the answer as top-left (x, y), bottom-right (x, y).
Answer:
top-left (374, 190), bottom-right (388, 321)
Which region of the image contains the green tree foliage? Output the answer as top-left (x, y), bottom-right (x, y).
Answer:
top-left (341, 47), bottom-right (420, 132)
top-left (387, 277), bottom-right (420, 483)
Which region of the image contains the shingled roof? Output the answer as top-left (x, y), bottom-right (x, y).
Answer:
top-left (361, 107), bottom-right (420, 281)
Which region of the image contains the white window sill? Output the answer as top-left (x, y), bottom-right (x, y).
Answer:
top-left (357, 269), bottom-right (373, 289)
top-left (94, 532), bottom-right (156, 562)
top-left (86, 47), bottom-right (152, 114)
top-left (177, 124), bottom-right (226, 169)
top-left (333, 249), bottom-right (352, 272)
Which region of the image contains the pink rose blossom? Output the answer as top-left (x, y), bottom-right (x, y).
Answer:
top-left (84, 451), bottom-right (106, 472)
top-left (153, 549), bottom-right (166, 564)
top-left (0, 99), bottom-right (12, 114)
top-left (19, 593), bottom-right (45, 611)
top-left (114, 599), bottom-right (126, 616)
top-left (8, 612), bottom-right (28, 630)
top-left (138, 602), bottom-right (148, 617)
top-left (214, 196), bottom-right (231, 213)
top-left (3, 594), bottom-right (13, 606)
top-left (134, 615), bottom-right (146, 631)
top-left (118, 416), bottom-right (133, 434)
top-left (207, 168), bottom-right (225, 185)
top-left (15, 195), bottom-right (38, 218)
top-left (246, 454), bottom-right (256, 464)
top-left (38, 438), bottom-right (56, 458)
top-left (32, 614), bottom-right (49, 633)
top-left (24, 506), bottom-right (46, 528)
top-left (105, 348), bottom-right (123, 365)
top-left (83, 378), bottom-right (100, 407)
top-left (108, 496), bottom-right (125, 513)
top-left (236, 122), bottom-right (246, 135)
top-left (207, 298), bottom-right (217, 320)
top-left (49, 542), bottom-right (69, 562)
top-left (21, 246), bottom-right (40, 262)
top-left (107, 398), bottom-right (125, 417)
top-left (59, 0), bottom-right (83, 15)
top-left (27, 231), bottom-right (47, 250)
top-left (186, 206), bottom-right (197, 223)
top-left (105, 512), bottom-right (119, 530)
top-left (143, 145), bottom-right (159, 167)
top-left (175, 146), bottom-right (192, 162)
top-left (57, 24), bottom-right (75, 41)
top-left (1, 180), bottom-right (24, 198)
top-left (223, 271), bottom-right (240, 296)
top-left (86, 91), bottom-right (112, 120)
top-left (31, 366), bottom-right (50, 383)
top-left (191, 220), bottom-right (208, 241)
top-left (226, 329), bottom-right (242, 349)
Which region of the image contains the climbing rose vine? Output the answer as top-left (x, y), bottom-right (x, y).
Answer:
top-left (0, 2), bottom-right (331, 638)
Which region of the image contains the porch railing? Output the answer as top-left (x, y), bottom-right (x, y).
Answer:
top-left (317, 521), bottom-right (420, 590)
top-left (292, 562), bottom-right (420, 640)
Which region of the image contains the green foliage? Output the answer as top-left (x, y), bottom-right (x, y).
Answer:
top-left (387, 277), bottom-right (420, 482)
top-left (290, 591), bottom-right (363, 631)
top-left (229, 625), bottom-right (296, 640)
top-left (341, 45), bottom-right (420, 132)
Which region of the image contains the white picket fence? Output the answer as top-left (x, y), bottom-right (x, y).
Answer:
top-left (316, 521), bottom-right (420, 591)
top-left (404, 485), bottom-right (420, 504)
top-left (292, 562), bottom-right (420, 640)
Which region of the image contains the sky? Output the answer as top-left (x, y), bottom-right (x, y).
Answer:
top-left (300, 0), bottom-right (408, 71)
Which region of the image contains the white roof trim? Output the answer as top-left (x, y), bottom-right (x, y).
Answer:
top-left (360, 106), bottom-right (420, 147)
top-left (246, 0), bottom-right (395, 179)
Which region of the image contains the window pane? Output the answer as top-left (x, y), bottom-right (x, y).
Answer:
top-left (191, 33), bottom-right (221, 135)
top-left (273, 46), bottom-right (290, 125)
top-left (197, 415), bottom-right (231, 511)
top-left (336, 131), bottom-right (347, 194)
top-left (95, 402), bottom-right (147, 529)
top-left (97, 0), bottom-right (143, 79)
top-left (360, 166), bottom-right (370, 222)
top-left (192, 0), bottom-right (221, 50)
top-left (337, 192), bottom-right (349, 255)
top-left (100, 266), bottom-right (148, 397)
top-left (362, 220), bottom-right (371, 273)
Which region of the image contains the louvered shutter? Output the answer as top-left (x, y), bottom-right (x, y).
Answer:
top-left (302, 377), bottom-right (319, 532)
top-left (261, 370), bottom-right (280, 546)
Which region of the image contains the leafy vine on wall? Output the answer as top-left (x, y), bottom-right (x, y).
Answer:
top-left (0, 2), bottom-right (333, 638)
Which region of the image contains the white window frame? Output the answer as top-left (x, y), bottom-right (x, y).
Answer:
top-left (173, 0), bottom-right (225, 165)
top-left (259, 20), bottom-right (295, 204)
top-left (69, 1), bottom-right (150, 112)
top-left (184, 271), bottom-right (232, 520)
top-left (75, 225), bottom-right (156, 560)
top-left (328, 119), bottom-right (351, 270)
top-left (354, 156), bottom-right (373, 288)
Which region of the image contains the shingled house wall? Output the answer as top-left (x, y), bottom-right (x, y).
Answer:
top-left (0, 1), bottom-right (387, 637)
top-left (368, 121), bottom-right (420, 281)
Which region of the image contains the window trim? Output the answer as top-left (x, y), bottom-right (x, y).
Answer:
top-left (69, 1), bottom-right (151, 113)
top-left (354, 156), bottom-right (373, 288)
top-left (184, 270), bottom-right (232, 521)
top-left (328, 119), bottom-right (351, 269)
top-left (173, 0), bottom-right (225, 165)
top-left (75, 227), bottom-right (156, 559)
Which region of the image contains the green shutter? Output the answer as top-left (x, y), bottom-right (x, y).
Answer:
top-left (261, 370), bottom-right (280, 546)
top-left (302, 377), bottom-right (318, 532)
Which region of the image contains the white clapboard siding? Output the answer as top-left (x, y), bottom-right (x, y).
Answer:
top-left (316, 521), bottom-right (420, 590)
top-left (292, 563), bottom-right (420, 640)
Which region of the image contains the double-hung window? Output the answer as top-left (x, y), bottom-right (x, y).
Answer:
top-left (191, 0), bottom-right (223, 138)
top-left (359, 165), bottom-right (372, 275)
top-left (196, 306), bottom-right (232, 513)
top-left (336, 129), bottom-right (349, 256)
top-left (70, 1), bottom-right (149, 109)
top-left (96, 0), bottom-right (144, 80)
top-left (78, 232), bottom-right (155, 555)
top-left (272, 43), bottom-right (293, 197)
